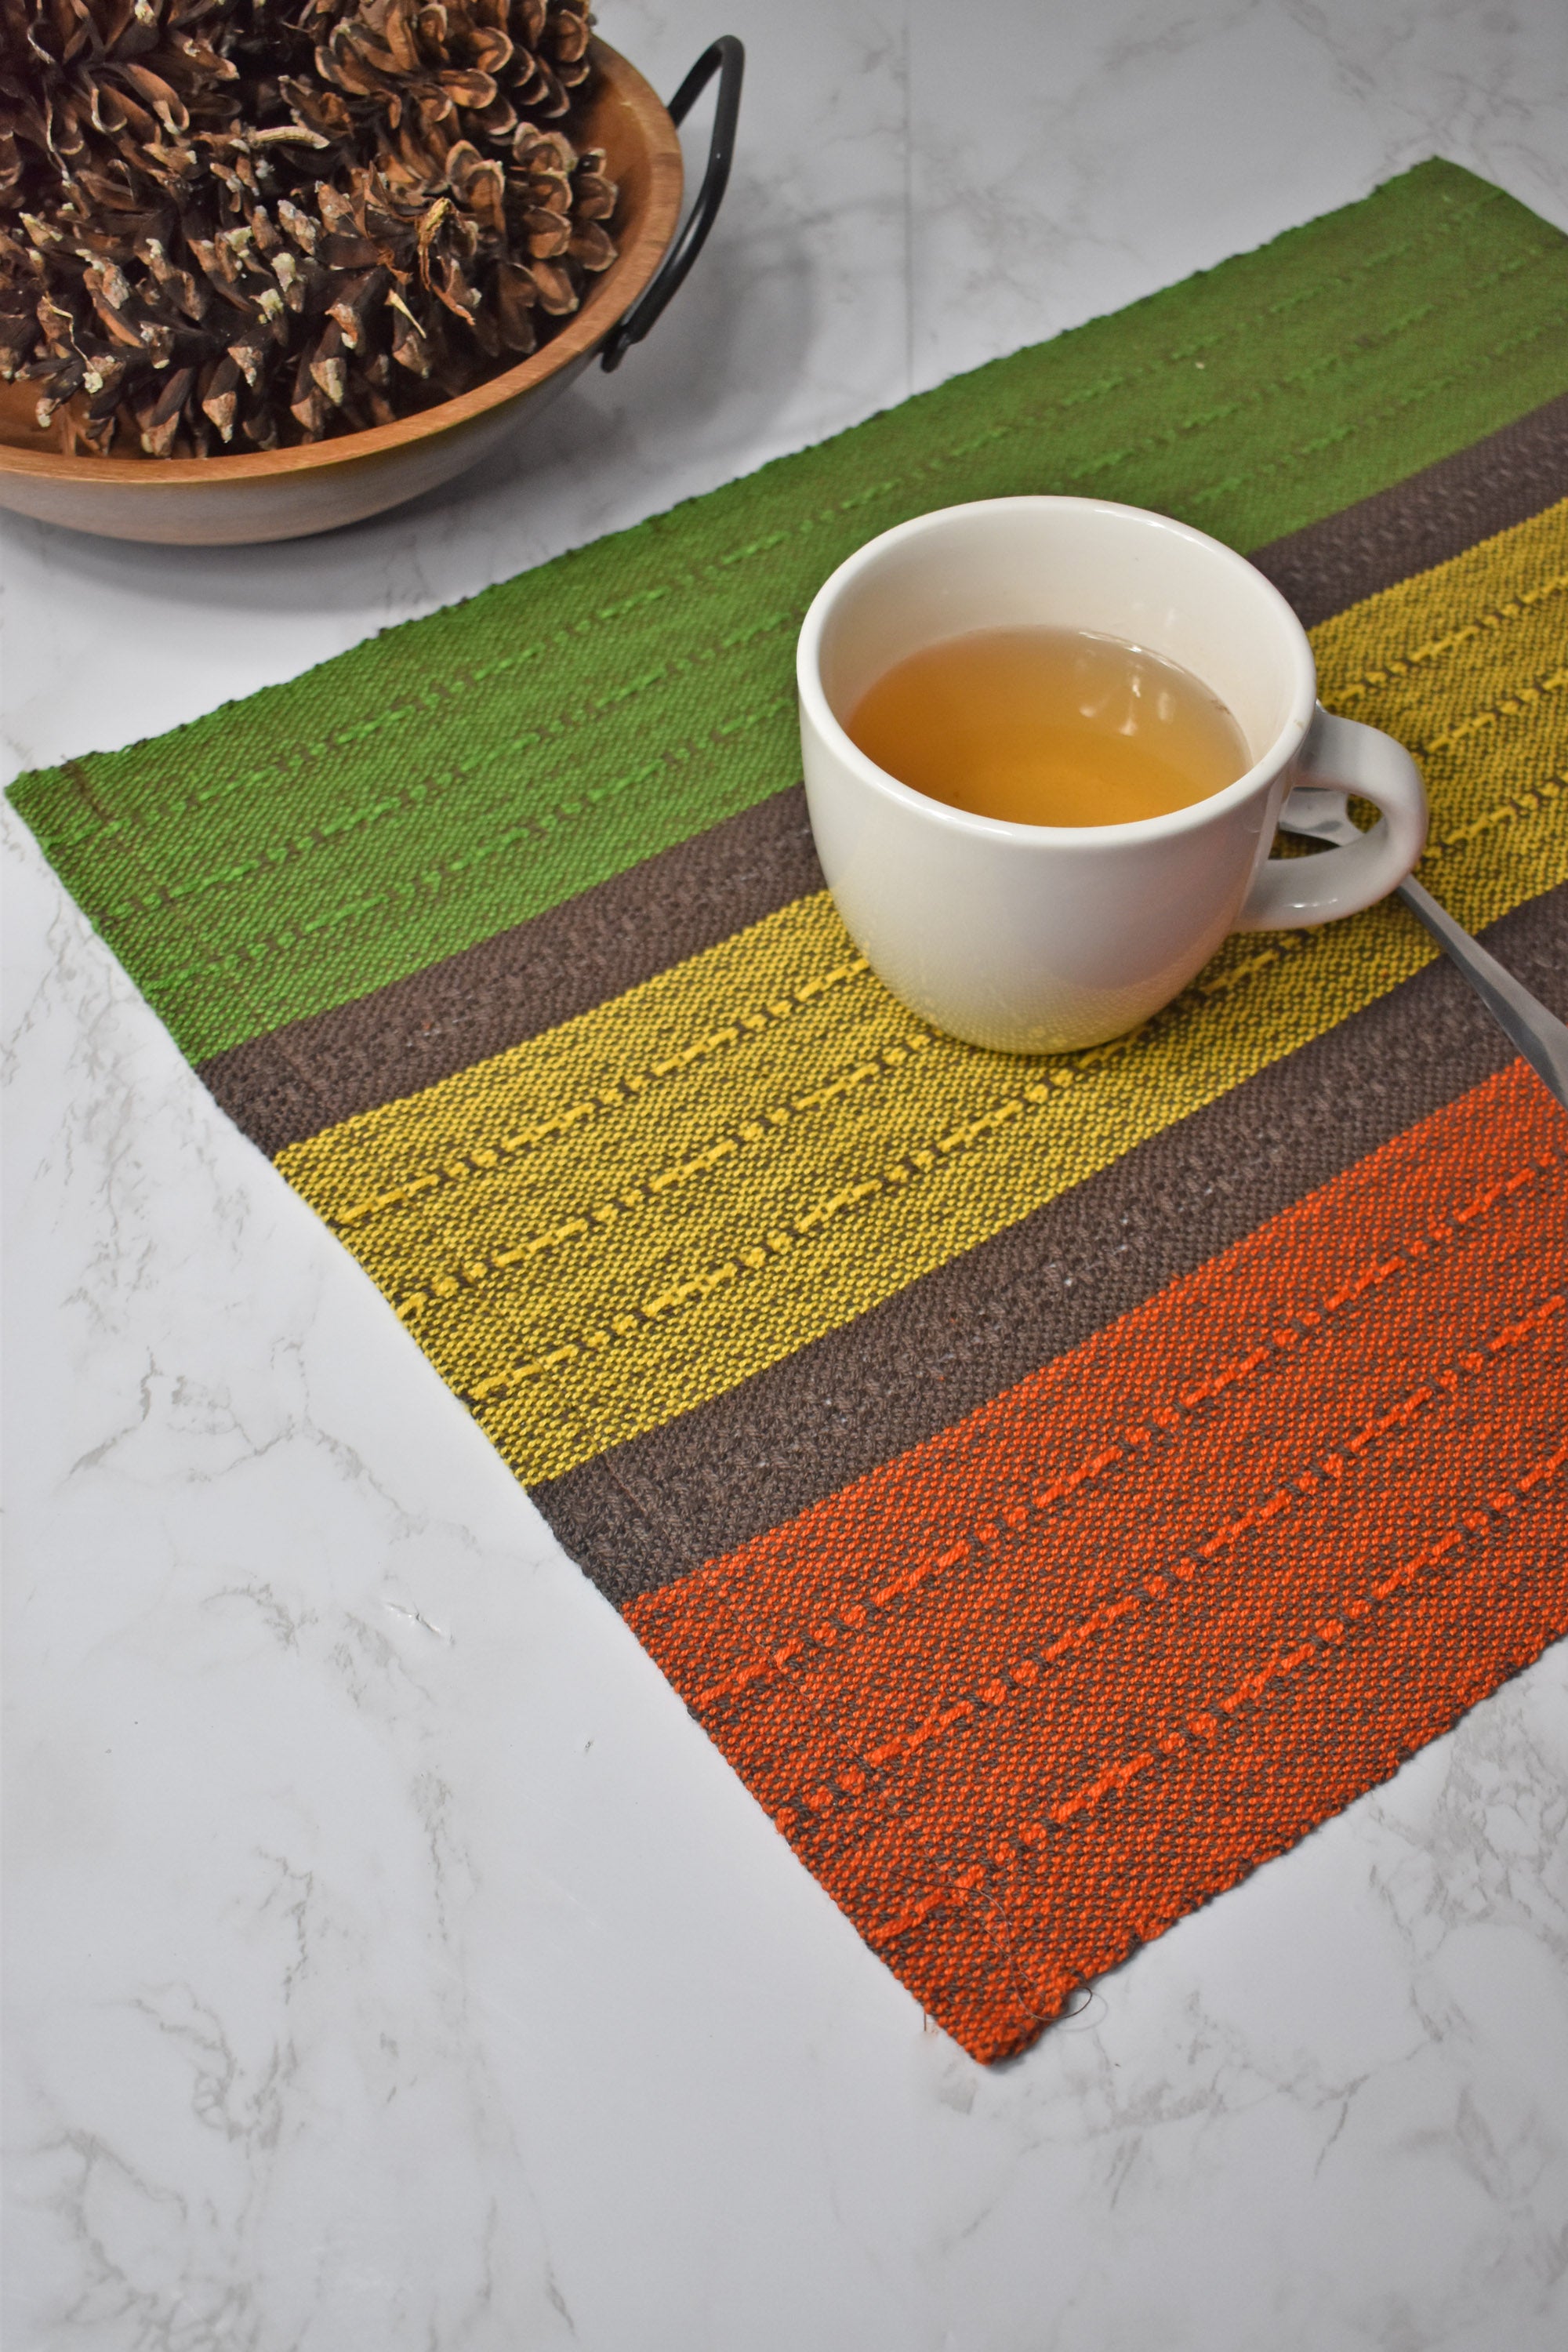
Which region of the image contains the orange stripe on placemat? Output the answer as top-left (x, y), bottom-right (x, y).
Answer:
top-left (626, 1061), bottom-right (1568, 2060)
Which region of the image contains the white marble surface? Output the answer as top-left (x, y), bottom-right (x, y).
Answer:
top-left (5, 3), bottom-right (1568, 2345)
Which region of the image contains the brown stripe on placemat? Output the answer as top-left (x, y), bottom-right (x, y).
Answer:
top-left (1250, 390), bottom-right (1568, 626)
top-left (199, 786), bottom-right (825, 1156)
top-left (535, 883), bottom-right (1568, 1607)
top-left (198, 399), bottom-right (1568, 1159)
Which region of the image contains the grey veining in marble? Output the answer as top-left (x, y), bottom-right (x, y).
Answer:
top-left (5, 5), bottom-right (1567, 2347)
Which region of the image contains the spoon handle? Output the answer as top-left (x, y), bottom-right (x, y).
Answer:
top-left (1396, 874), bottom-right (1568, 1112)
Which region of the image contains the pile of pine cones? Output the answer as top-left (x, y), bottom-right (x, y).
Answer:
top-left (0, 0), bottom-right (620, 457)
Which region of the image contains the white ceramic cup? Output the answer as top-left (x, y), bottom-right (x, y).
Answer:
top-left (797, 495), bottom-right (1428, 1054)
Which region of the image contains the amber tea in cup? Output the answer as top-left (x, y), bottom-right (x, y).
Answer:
top-left (800, 495), bottom-right (1428, 1054)
top-left (844, 624), bottom-right (1250, 827)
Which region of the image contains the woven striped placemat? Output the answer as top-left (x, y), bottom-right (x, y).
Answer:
top-left (13, 158), bottom-right (1567, 2061)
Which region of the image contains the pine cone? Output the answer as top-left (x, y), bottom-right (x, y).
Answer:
top-left (0, 0), bottom-right (618, 456)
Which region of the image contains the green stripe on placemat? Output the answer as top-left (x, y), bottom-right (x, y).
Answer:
top-left (12, 158), bottom-right (1568, 1064)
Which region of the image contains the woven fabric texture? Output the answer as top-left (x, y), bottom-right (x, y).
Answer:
top-left (12, 158), bottom-right (1568, 2060)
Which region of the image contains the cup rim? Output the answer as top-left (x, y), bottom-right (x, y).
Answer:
top-left (796, 494), bottom-right (1319, 846)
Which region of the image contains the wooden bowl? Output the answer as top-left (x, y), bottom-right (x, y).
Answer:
top-left (0, 40), bottom-right (684, 546)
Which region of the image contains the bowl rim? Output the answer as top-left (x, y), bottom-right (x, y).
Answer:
top-left (0, 37), bottom-right (683, 490)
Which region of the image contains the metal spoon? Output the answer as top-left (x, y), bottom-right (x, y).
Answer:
top-left (1277, 786), bottom-right (1568, 1112)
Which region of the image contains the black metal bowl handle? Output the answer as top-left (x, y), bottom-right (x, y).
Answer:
top-left (600, 36), bottom-right (745, 372)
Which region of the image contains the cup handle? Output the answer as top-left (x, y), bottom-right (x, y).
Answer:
top-left (1236, 706), bottom-right (1428, 931)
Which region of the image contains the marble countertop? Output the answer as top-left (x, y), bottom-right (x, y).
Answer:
top-left (5, 5), bottom-right (1567, 2346)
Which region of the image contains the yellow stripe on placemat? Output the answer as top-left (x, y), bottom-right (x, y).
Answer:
top-left (279, 503), bottom-right (1568, 1483)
